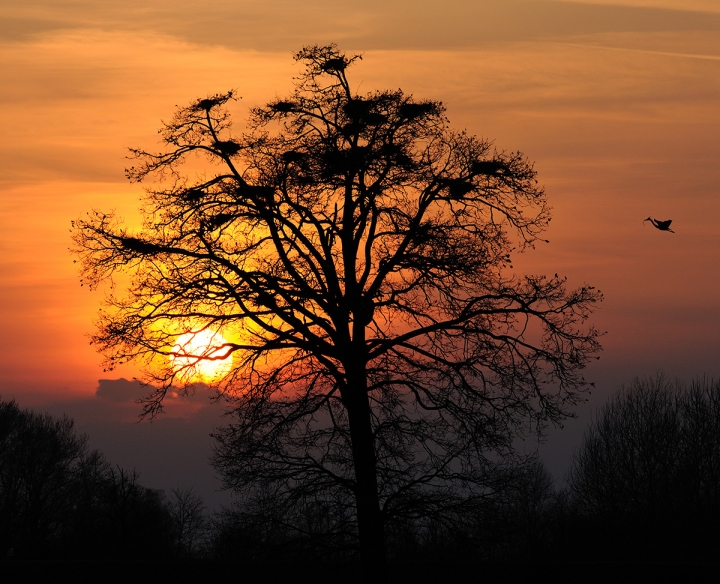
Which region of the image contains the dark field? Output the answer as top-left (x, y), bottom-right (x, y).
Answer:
top-left (2, 560), bottom-right (719, 584)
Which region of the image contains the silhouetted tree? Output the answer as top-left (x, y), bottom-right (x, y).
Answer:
top-left (97, 466), bottom-right (174, 559)
top-left (168, 486), bottom-right (208, 557)
top-left (0, 398), bottom-right (175, 560)
top-left (568, 375), bottom-right (720, 560)
top-left (496, 458), bottom-right (558, 560)
top-left (0, 398), bottom-right (88, 557)
top-left (72, 44), bottom-right (601, 574)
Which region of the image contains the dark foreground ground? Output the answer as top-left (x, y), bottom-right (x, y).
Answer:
top-left (2, 560), bottom-right (719, 584)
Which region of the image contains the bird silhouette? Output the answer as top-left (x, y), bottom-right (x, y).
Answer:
top-left (644, 217), bottom-right (674, 233)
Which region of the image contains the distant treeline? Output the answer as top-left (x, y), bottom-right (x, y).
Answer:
top-left (0, 400), bottom-right (205, 560)
top-left (3, 375), bottom-right (720, 563)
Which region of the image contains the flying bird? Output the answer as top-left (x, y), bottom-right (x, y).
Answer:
top-left (644, 217), bottom-right (674, 233)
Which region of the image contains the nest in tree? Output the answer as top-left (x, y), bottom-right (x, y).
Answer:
top-left (196, 98), bottom-right (220, 111)
top-left (271, 101), bottom-right (296, 113)
top-left (243, 185), bottom-right (275, 201)
top-left (214, 140), bottom-right (241, 156)
top-left (399, 102), bottom-right (437, 120)
top-left (321, 58), bottom-right (347, 72)
top-left (207, 213), bottom-right (235, 229)
top-left (443, 179), bottom-right (475, 199)
top-left (120, 237), bottom-right (161, 254)
top-left (472, 160), bottom-right (505, 175)
top-left (183, 188), bottom-right (205, 202)
top-left (343, 99), bottom-right (386, 128)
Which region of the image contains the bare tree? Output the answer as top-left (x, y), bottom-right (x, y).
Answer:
top-left (569, 376), bottom-right (683, 524)
top-left (568, 375), bottom-right (720, 560)
top-left (73, 44), bottom-right (601, 574)
top-left (167, 486), bottom-right (207, 557)
top-left (0, 399), bottom-right (175, 560)
top-left (494, 458), bottom-right (557, 560)
top-left (0, 399), bottom-right (88, 556)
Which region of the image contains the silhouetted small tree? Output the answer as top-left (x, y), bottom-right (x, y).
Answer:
top-left (498, 459), bottom-right (557, 560)
top-left (168, 486), bottom-right (208, 557)
top-left (72, 44), bottom-right (601, 574)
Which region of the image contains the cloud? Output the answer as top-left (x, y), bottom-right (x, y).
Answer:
top-left (8, 385), bottom-right (231, 510)
top-left (95, 377), bottom-right (219, 405)
top-left (95, 377), bottom-right (149, 402)
top-left (2, 0), bottom-right (719, 51)
top-left (557, 0), bottom-right (720, 13)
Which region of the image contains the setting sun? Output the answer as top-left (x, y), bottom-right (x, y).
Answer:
top-left (171, 330), bottom-right (232, 382)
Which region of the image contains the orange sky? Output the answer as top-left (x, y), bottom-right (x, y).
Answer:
top-left (1, 0), bottom-right (719, 493)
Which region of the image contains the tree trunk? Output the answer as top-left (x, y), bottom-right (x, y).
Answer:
top-left (343, 375), bottom-right (386, 580)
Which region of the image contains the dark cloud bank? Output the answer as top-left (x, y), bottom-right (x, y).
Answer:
top-left (26, 378), bottom-right (233, 510)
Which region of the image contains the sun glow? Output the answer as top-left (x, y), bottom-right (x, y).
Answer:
top-left (171, 330), bottom-right (232, 382)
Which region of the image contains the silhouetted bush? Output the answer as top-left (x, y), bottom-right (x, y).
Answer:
top-left (209, 488), bottom-right (357, 562)
top-left (208, 456), bottom-right (562, 564)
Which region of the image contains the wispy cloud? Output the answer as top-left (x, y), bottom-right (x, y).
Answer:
top-left (551, 41), bottom-right (720, 61)
top-left (2, 0), bottom-right (719, 50)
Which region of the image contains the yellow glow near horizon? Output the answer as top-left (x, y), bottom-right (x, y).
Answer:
top-left (171, 330), bottom-right (232, 382)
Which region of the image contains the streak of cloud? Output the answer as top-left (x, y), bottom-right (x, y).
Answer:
top-left (551, 41), bottom-right (720, 61)
top-left (2, 0), bottom-right (719, 50)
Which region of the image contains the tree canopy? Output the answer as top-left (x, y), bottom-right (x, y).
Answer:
top-left (73, 44), bottom-right (601, 572)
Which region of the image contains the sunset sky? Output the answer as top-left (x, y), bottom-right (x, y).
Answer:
top-left (1, 0), bottom-right (719, 504)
